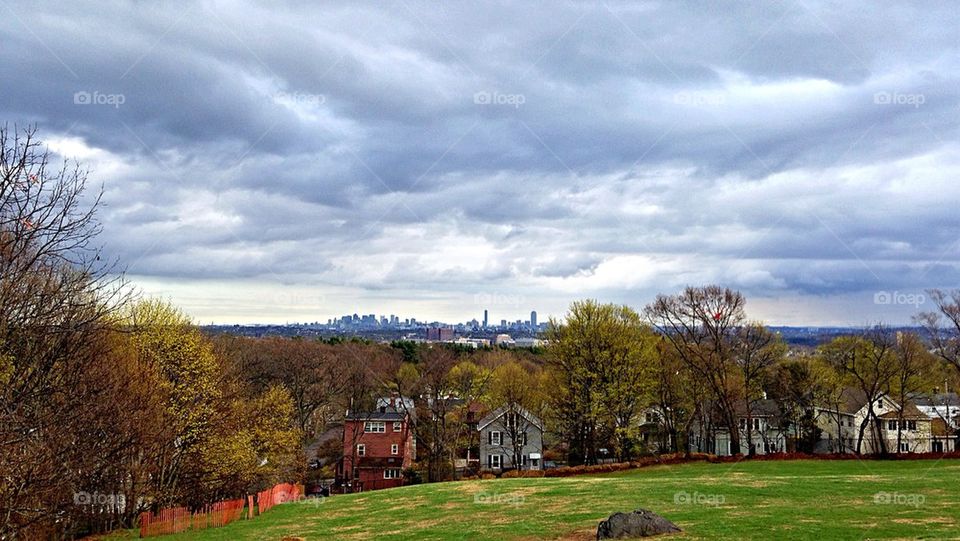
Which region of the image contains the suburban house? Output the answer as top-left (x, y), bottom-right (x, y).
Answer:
top-left (913, 392), bottom-right (960, 431)
top-left (478, 405), bottom-right (544, 472)
top-left (815, 390), bottom-right (957, 454)
top-left (688, 399), bottom-right (789, 456)
top-left (638, 407), bottom-right (674, 454)
top-left (338, 396), bottom-right (416, 491)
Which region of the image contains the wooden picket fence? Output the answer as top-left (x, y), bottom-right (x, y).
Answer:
top-left (139, 483), bottom-right (304, 538)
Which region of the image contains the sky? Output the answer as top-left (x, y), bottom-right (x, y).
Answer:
top-left (2, 1), bottom-right (958, 325)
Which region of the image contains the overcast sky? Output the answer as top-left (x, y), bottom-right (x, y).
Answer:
top-left (2, 1), bottom-right (958, 325)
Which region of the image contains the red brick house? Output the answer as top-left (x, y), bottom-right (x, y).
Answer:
top-left (339, 398), bottom-right (415, 491)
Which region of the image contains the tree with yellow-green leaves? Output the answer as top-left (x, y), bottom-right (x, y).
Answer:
top-left (124, 299), bottom-right (303, 508)
top-left (547, 300), bottom-right (657, 464)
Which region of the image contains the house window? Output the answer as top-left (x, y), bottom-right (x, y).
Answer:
top-left (365, 421), bottom-right (385, 433)
top-left (900, 443), bottom-right (909, 452)
top-left (490, 431), bottom-right (502, 446)
top-left (391, 444), bottom-right (399, 455)
top-left (384, 468), bottom-right (402, 479)
top-left (888, 420), bottom-right (897, 430)
top-left (753, 418), bottom-right (760, 430)
top-left (490, 454), bottom-right (502, 469)
top-left (519, 432), bottom-right (527, 446)
top-left (393, 421), bottom-right (402, 431)
top-left (907, 420), bottom-right (917, 431)
top-left (357, 444), bottom-right (365, 457)
top-left (739, 418), bottom-right (746, 430)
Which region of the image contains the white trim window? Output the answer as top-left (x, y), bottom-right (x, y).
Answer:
top-left (384, 468), bottom-right (402, 479)
top-left (490, 431), bottom-right (502, 445)
top-left (490, 454), bottom-right (502, 469)
top-left (391, 443), bottom-right (399, 455)
top-left (365, 421), bottom-right (386, 433)
top-left (393, 421), bottom-right (402, 432)
top-left (357, 444), bottom-right (365, 457)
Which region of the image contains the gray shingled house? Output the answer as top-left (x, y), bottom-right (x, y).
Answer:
top-left (478, 405), bottom-right (543, 472)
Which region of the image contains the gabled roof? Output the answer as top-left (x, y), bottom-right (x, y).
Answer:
top-left (878, 402), bottom-right (929, 420)
top-left (912, 392), bottom-right (960, 407)
top-left (733, 399), bottom-right (781, 418)
top-left (478, 405), bottom-right (543, 431)
top-left (345, 406), bottom-right (407, 422)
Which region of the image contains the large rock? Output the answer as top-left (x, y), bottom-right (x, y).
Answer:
top-left (597, 509), bottom-right (681, 539)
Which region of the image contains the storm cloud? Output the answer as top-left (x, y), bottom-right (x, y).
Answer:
top-left (2, 0), bottom-right (958, 324)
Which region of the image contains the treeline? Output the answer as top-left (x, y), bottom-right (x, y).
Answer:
top-left (210, 334), bottom-right (552, 484)
top-left (0, 128), bottom-right (303, 539)
top-left (548, 290), bottom-right (960, 462)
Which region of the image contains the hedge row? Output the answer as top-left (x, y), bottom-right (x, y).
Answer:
top-left (539, 450), bottom-right (960, 478)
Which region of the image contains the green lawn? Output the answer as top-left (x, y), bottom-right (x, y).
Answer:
top-left (125, 459), bottom-right (960, 540)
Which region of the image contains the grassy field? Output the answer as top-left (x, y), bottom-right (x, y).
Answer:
top-left (123, 459), bottom-right (960, 540)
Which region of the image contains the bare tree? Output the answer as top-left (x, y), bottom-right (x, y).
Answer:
top-left (734, 324), bottom-right (785, 456)
top-left (646, 286), bottom-right (752, 456)
top-left (888, 332), bottom-right (935, 453)
top-left (0, 125), bottom-right (126, 538)
top-left (919, 289), bottom-right (960, 377)
top-left (820, 329), bottom-right (898, 455)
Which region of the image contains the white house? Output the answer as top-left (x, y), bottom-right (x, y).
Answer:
top-left (816, 390), bottom-right (956, 454)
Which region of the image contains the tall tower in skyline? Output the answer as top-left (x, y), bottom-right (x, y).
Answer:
top-left (483, 309), bottom-right (488, 328)
top-left (530, 310), bottom-right (537, 328)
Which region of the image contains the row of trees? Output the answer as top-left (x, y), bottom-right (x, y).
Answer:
top-left (0, 128), bottom-right (302, 539)
top-left (203, 296), bottom-right (960, 491)
top-left (547, 288), bottom-right (960, 462)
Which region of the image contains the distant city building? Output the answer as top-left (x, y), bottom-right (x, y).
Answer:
top-left (426, 327), bottom-right (454, 342)
top-left (530, 310), bottom-right (537, 328)
top-left (494, 334), bottom-right (514, 346)
top-left (483, 309), bottom-right (488, 328)
top-left (452, 337), bottom-right (491, 348)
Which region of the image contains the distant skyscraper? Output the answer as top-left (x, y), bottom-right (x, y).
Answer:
top-left (530, 310), bottom-right (537, 328)
top-left (483, 309), bottom-right (488, 328)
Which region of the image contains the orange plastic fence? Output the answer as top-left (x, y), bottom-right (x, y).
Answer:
top-left (256, 483), bottom-right (304, 515)
top-left (139, 483), bottom-right (304, 537)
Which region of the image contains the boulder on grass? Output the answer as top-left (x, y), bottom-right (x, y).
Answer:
top-left (597, 509), bottom-right (681, 539)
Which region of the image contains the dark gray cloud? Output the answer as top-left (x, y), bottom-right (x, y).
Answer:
top-left (1, 0), bottom-right (958, 323)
